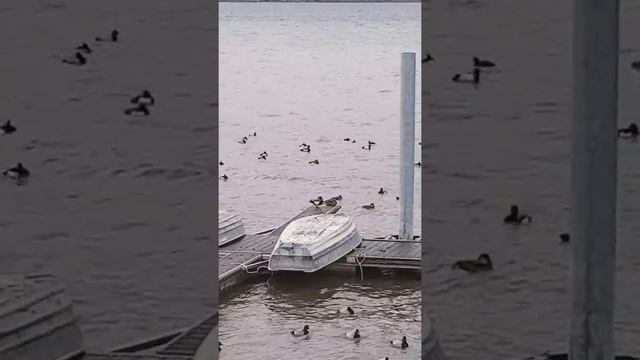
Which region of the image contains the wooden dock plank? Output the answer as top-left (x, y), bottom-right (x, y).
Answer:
top-left (156, 312), bottom-right (218, 357)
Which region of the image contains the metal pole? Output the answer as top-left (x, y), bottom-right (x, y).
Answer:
top-left (570, 0), bottom-right (619, 359)
top-left (399, 52), bottom-right (416, 241)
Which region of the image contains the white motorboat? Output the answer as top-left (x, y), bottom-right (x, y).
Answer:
top-left (268, 214), bottom-right (362, 273)
top-left (218, 210), bottom-right (246, 246)
top-left (0, 274), bottom-right (84, 360)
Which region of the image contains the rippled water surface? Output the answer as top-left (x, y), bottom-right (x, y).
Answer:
top-left (219, 3), bottom-right (421, 359)
top-left (423, 0), bottom-right (640, 359)
top-left (0, 0), bottom-right (215, 350)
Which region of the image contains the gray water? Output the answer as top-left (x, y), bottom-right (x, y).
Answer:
top-left (423, 0), bottom-right (640, 358)
top-left (219, 3), bottom-right (421, 359)
top-left (0, 0), bottom-right (216, 350)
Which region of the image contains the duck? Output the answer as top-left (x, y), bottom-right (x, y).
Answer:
top-left (632, 60), bottom-right (640, 70)
top-left (346, 329), bottom-right (361, 339)
top-left (96, 29), bottom-right (119, 42)
top-left (362, 144), bottom-right (372, 150)
top-left (504, 205), bottom-right (532, 225)
top-left (343, 137), bottom-right (351, 142)
top-left (252, 131), bottom-right (257, 136)
top-left (337, 306), bottom-right (355, 315)
top-left (1, 120), bottom-right (16, 134)
top-left (131, 90), bottom-right (155, 106)
top-left (368, 140), bottom-right (376, 145)
top-left (618, 123), bottom-right (638, 138)
top-left (422, 54), bottom-right (434, 63)
top-left (390, 336), bottom-right (408, 349)
top-left (362, 203), bottom-right (375, 210)
top-left (324, 195), bottom-right (342, 207)
top-left (218, 161), bottom-right (224, 166)
top-left (123, 104), bottom-right (150, 116)
top-left (220, 174), bottom-right (228, 181)
top-left (300, 145), bottom-right (311, 152)
top-left (310, 196), bottom-right (324, 207)
top-left (238, 136), bottom-right (248, 144)
top-left (309, 159), bottom-right (319, 165)
top-left (560, 233), bottom-right (570, 243)
top-left (291, 325), bottom-right (309, 337)
top-left (395, 196), bottom-right (399, 200)
top-left (414, 162), bottom-right (422, 167)
top-left (258, 153), bottom-right (267, 160)
top-left (351, 139), bottom-right (357, 143)
top-left (219, 341), bottom-right (222, 351)
top-left (62, 52), bottom-right (87, 66)
top-left (3, 163), bottom-right (30, 179)
top-left (473, 56), bottom-right (495, 67)
top-left (451, 253), bottom-right (493, 272)
top-left (452, 68), bottom-right (480, 84)
top-left (76, 43), bottom-right (92, 54)
top-left (378, 188), bottom-right (387, 195)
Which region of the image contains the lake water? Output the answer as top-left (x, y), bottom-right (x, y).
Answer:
top-left (0, 0), bottom-right (216, 351)
top-left (219, 2), bottom-right (421, 359)
top-left (423, 0), bottom-right (640, 358)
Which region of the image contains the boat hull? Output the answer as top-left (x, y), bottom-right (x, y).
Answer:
top-left (219, 210), bottom-right (246, 246)
top-left (268, 214), bottom-right (362, 273)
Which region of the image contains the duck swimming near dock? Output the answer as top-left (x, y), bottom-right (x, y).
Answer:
top-left (390, 336), bottom-right (408, 349)
top-left (452, 253), bottom-right (493, 272)
top-left (220, 174), bottom-right (228, 181)
top-left (291, 325), bottom-right (309, 337)
top-left (346, 329), bottom-right (361, 339)
top-left (344, 137), bottom-right (351, 142)
top-left (62, 52), bottom-right (87, 66)
top-left (3, 163), bottom-right (30, 179)
top-left (1, 120), bottom-right (16, 134)
top-left (309, 159), bottom-right (319, 165)
top-left (362, 203), bottom-right (375, 210)
top-left (76, 43), bottom-right (92, 54)
top-left (378, 188), bottom-right (387, 195)
top-left (219, 161), bottom-right (224, 166)
top-left (473, 56), bottom-right (495, 68)
top-left (96, 29), bottom-right (119, 42)
top-left (131, 90), bottom-right (155, 106)
top-left (124, 104), bottom-right (150, 116)
top-left (560, 233), bottom-right (570, 243)
top-left (618, 123), bottom-right (638, 138)
top-left (337, 306), bottom-right (355, 315)
top-left (422, 54), bottom-right (434, 63)
top-left (504, 205), bottom-right (532, 225)
top-left (310, 196), bottom-right (324, 207)
top-left (414, 162), bottom-right (422, 167)
top-left (452, 68), bottom-right (480, 84)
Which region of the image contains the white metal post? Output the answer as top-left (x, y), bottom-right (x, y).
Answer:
top-left (399, 52), bottom-right (416, 241)
top-left (570, 0), bottom-right (619, 359)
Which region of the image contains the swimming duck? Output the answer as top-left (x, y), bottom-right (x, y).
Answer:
top-left (62, 52), bottom-right (87, 66)
top-left (362, 144), bottom-right (372, 150)
top-left (96, 29), bottom-right (119, 42)
top-left (219, 161), bottom-right (224, 166)
top-left (504, 205), bottom-right (532, 225)
top-left (337, 306), bottom-right (355, 315)
top-left (351, 139), bottom-right (356, 143)
top-left (310, 196), bottom-right (324, 207)
top-left (291, 325), bottom-right (309, 337)
top-left (300, 145), bottom-right (311, 152)
top-left (390, 336), bottom-right (408, 349)
top-left (452, 68), bottom-right (480, 84)
top-left (346, 329), bottom-right (361, 339)
top-left (560, 233), bottom-right (570, 243)
top-left (299, 143), bottom-right (308, 148)
top-left (1, 120), bottom-right (16, 134)
top-left (422, 54), bottom-right (434, 63)
top-left (131, 90), bottom-right (155, 106)
top-left (618, 123), bottom-right (638, 138)
top-left (452, 253), bottom-right (493, 272)
top-left (362, 203), bottom-right (375, 210)
top-left (632, 60), bottom-right (640, 70)
top-left (344, 137), bottom-right (351, 141)
top-left (414, 162), bottom-right (422, 167)
top-left (238, 136), bottom-right (248, 144)
top-left (395, 196), bottom-right (399, 200)
top-left (253, 131), bottom-right (257, 136)
top-left (258, 153), bottom-right (267, 160)
top-left (220, 174), bottom-right (228, 181)
top-left (309, 159), bottom-right (319, 165)
top-left (3, 163), bottom-right (30, 179)
top-left (368, 140), bottom-right (376, 145)
top-left (378, 188), bottom-right (387, 195)
top-left (76, 43), bottom-right (92, 54)
top-left (473, 56), bottom-right (495, 68)
top-left (124, 104), bottom-right (150, 116)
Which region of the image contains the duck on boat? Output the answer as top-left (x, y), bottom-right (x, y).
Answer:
top-left (268, 213), bottom-right (362, 273)
top-left (219, 210), bottom-right (246, 246)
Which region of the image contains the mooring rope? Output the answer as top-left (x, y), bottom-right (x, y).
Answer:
top-left (355, 250), bottom-right (366, 282)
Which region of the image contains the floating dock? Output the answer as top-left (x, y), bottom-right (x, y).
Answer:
top-left (219, 198), bottom-right (421, 294)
